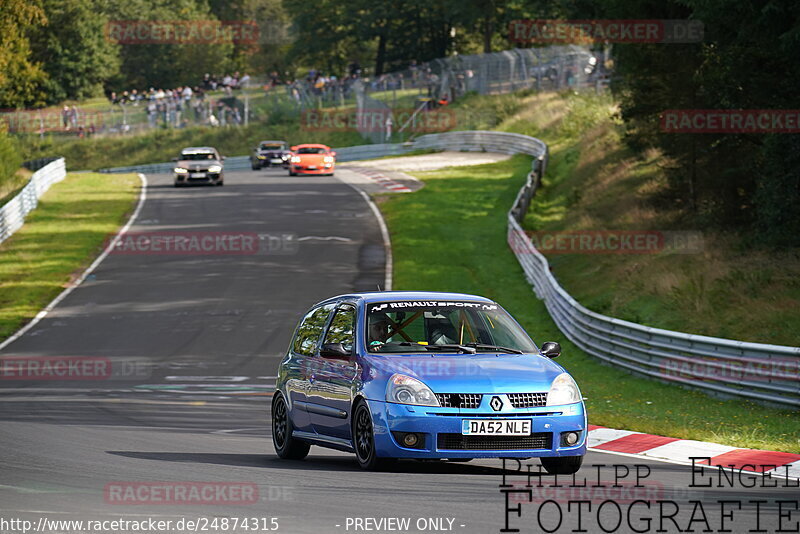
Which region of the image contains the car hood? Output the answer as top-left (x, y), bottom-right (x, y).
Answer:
top-left (177, 159), bottom-right (222, 169)
top-left (295, 154), bottom-right (328, 164)
top-left (362, 353), bottom-right (566, 394)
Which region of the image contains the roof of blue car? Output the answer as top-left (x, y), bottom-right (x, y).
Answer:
top-left (334, 291), bottom-right (495, 304)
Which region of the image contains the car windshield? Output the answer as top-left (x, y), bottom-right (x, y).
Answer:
top-left (296, 147), bottom-right (326, 154)
top-left (261, 144), bottom-right (284, 150)
top-left (181, 152), bottom-right (215, 160)
top-left (366, 301), bottom-right (537, 353)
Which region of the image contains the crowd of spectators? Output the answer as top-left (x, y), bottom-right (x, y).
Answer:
top-left (107, 72), bottom-right (253, 129)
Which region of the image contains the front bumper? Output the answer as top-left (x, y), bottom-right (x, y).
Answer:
top-left (290, 164), bottom-right (334, 175)
top-left (256, 156), bottom-right (288, 167)
top-left (367, 398), bottom-right (587, 459)
top-left (174, 172), bottom-right (222, 184)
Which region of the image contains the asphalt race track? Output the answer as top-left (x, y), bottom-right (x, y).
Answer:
top-left (0, 167), bottom-right (796, 534)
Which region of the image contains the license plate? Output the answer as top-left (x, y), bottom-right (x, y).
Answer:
top-left (270, 158), bottom-right (283, 164)
top-left (307, 166), bottom-right (317, 170)
top-left (190, 173), bottom-right (205, 178)
top-left (462, 419), bottom-right (531, 436)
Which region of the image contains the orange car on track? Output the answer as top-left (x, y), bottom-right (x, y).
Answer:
top-left (288, 144), bottom-right (336, 176)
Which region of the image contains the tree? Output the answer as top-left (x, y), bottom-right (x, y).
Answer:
top-left (0, 0), bottom-right (48, 108)
top-left (207, 0), bottom-right (292, 75)
top-left (101, 0), bottom-right (234, 91)
top-left (28, 0), bottom-right (121, 104)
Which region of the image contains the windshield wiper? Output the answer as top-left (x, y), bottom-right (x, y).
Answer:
top-left (423, 344), bottom-right (477, 354)
top-left (461, 343), bottom-right (524, 354)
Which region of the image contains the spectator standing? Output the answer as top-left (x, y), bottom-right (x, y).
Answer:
top-left (70, 106), bottom-right (79, 129)
top-left (147, 97), bottom-right (157, 128)
top-left (62, 106), bottom-right (70, 130)
top-left (174, 93), bottom-right (183, 126)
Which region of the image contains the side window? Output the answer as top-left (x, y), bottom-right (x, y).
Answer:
top-left (323, 306), bottom-right (356, 353)
top-left (291, 304), bottom-right (334, 356)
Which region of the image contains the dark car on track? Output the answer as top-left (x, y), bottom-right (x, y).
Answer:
top-left (173, 147), bottom-right (225, 187)
top-left (251, 140), bottom-right (291, 170)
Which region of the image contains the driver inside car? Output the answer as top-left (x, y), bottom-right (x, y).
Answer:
top-left (369, 317), bottom-right (390, 346)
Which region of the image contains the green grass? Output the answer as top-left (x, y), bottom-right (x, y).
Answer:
top-left (378, 155), bottom-right (800, 453)
top-left (0, 172), bottom-right (140, 340)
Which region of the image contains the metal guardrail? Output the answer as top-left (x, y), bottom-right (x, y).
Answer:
top-left (443, 132), bottom-right (800, 408)
top-left (416, 132), bottom-right (799, 407)
top-left (0, 158), bottom-right (67, 245)
top-left (378, 131), bottom-right (800, 407)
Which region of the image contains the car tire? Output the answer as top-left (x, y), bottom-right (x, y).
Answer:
top-left (289, 171), bottom-right (297, 176)
top-left (272, 393), bottom-right (310, 460)
top-left (352, 400), bottom-right (395, 471)
top-left (540, 455), bottom-right (584, 475)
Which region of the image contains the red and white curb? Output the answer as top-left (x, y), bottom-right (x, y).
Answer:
top-left (349, 167), bottom-right (412, 193)
top-left (588, 425), bottom-right (800, 480)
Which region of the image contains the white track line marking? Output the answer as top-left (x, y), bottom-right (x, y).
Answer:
top-left (338, 181), bottom-right (393, 291)
top-left (0, 173), bottom-right (148, 352)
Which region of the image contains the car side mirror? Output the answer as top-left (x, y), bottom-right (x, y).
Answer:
top-left (221, 156), bottom-right (226, 160)
top-left (540, 341), bottom-right (561, 358)
top-left (290, 146), bottom-right (297, 151)
top-left (320, 343), bottom-right (351, 360)
top-left (331, 151), bottom-right (337, 158)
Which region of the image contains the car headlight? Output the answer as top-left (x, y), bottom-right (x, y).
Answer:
top-left (323, 156), bottom-right (334, 163)
top-left (291, 156), bottom-right (301, 163)
top-left (281, 154), bottom-right (290, 160)
top-left (208, 165), bottom-right (222, 173)
top-left (386, 374), bottom-right (440, 406)
top-left (546, 372), bottom-right (581, 406)
top-left (174, 167), bottom-right (188, 174)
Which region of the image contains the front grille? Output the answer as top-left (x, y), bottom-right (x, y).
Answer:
top-left (436, 393), bottom-right (482, 409)
top-left (507, 393), bottom-right (548, 408)
top-left (437, 432), bottom-right (552, 450)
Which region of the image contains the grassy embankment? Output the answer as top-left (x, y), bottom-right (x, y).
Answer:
top-left (377, 90), bottom-right (799, 452)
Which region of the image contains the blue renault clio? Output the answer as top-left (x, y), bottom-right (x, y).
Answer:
top-left (272, 291), bottom-right (587, 471)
